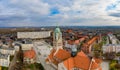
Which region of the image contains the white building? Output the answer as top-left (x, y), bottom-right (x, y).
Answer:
top-left (14, 45), bottom-right (20, 51)
top-left (17, 31), bottom-right (51, 39)
top-left (65, 41), bottom-right (77, 49)
top-left (33, 40), bottom-right (52, 63)
top-left (21, 44), bottom-right (33, 50)
top-left (108, 34), bottom-right (119, 44)
top-left (0, 47), bottom-right (15, 55)
top-left (0, 53), bottom-right (10, 67)
top-left (103, 44), bottom-right (120, 53)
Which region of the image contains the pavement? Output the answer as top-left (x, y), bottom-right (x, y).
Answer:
top-left (101, 61), bottom-right (109, 70)
top-left (34, 47), bottom-right (55, 70)
top-left (33, 40), bottom-right (55, 70)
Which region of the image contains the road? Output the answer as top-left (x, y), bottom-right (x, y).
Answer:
top-left (8, 51), bottom-right (18, 70)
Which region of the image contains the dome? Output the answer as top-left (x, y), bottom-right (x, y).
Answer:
top-left (54, 27), bottom-right (61, 33)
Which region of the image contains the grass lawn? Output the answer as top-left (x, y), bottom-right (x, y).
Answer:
top-left (2, 67), bottom-right (8, 70)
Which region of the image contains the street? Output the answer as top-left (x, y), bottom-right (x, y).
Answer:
top-left (8, 51), bottom-right (18, 70)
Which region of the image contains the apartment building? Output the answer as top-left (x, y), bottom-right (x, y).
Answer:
top-left (0, 47), bottom-right (15, 55)
top-left (17, 31), bottom-right (51, 39)
top-left (103, 44), bottom-right (120, 53)
top-left (0, 53), bottom-right (10, 67)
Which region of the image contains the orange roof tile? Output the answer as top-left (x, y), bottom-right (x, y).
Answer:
top-left (82, 36), bottom-right (99, 53)
top-left (66, 29), bottom-right (73, 33)
top-left (63, 51), bottom-right (100, 70)
top-left (54, 49), bottom-right (71, 61)
top-left (74, 40), bottom-right (80, 45)
top-left (94, 58), bottom-right (102, 64)
top-left (47, 49), bottom-right (71, 65)
top-left (24, 49), bottom-right (36, 59)
top-left (64, 57), bottom-right (74, 70)
top-left (87, 36), bottom-right (98, 45)
top-left (91, 61), bottom-right (99, 69)
top-left (79, 37), bottom-right (85, 42)
top-left (77, 51), bottom-right (87, 57)
top-left (47, 49), bottom-right (59, 65)
top-left (47, 48), bottom-right (101, 70)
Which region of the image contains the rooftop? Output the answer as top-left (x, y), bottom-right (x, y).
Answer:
top-left (24, 49), bottom-right (36, 59)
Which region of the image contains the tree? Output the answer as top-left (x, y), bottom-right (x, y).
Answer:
top-left (105, 52), bottom-right (116, 60)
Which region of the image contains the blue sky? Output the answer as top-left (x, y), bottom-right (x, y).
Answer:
top-left (0, 0), bottom-right (120, 27)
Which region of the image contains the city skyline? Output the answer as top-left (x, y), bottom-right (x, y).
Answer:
top-left (0, 0), bottom-right (120, 27)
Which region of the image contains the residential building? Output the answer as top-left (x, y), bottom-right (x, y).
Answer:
top-left (82, 36), bottom-right (99, 53)
top-left (108, 33), bottom-right (119, 44)
top-left (102, 44), bottom-right (120, 53)
top-left (0, 46), bottom-right (15, 55)
top-left (17, 31), bottom-right (51, 39)
top-left (0, 53), bottom-right (10, 67)
top-left (14, 44), bottom-right (20, 51)
top-left (24, 48), bottom-right (36, 64)
top-left (21, 43), bottom-right (33, 50)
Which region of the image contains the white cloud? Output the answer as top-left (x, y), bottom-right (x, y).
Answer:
top-left (0, 0), bottom-right (120, 27)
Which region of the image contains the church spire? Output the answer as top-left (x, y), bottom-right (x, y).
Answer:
top-left (53, 26), bottom-right (63, 49)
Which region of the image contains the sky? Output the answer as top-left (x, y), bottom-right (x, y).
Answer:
top-left (0, 0), bottom-right (120, 27)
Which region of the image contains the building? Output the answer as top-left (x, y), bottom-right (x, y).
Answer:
top-left (14, 44), bottom-right (21, 51)
top-left (46, 49), bottom-right (71, 69)
top-left (82, 36), bottom-right (99, 53)
top-left (21, 43), bottom-right (33, 50)
top-left (0, 47), bottom-right (15, 55)
top-left (0, 53), bottom-right (10, 67)
top-left (24, 48), bottom-right (36, 64)
top-left (53, 27), bottom-right (63, 49)
top-left (33, 40), bottom-right (52, 63)
top-left (58, 51), bottom-right (102, 70)
top-left (46, 27), bottom-right (102, 70)
top-left (108, 33), bottom-right (119, 44)
top-left (102, 44), bottom-right (120, 53)
top-left (65, 42), bottom-right (77, 49)
top-left (46, 49), bottom-right (102, 70)
top-left (17, 31), bottom-right (51, 39)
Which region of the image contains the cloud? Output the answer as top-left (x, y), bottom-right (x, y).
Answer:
top-left (109, 13), bottom-right (120, 17)
top-left (0, 0), bottom-right (120, 27)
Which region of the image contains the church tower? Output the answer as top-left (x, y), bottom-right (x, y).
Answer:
top-left (53, 27), bottom-right (63, 49)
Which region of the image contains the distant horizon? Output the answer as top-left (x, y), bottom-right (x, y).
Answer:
top-left (0, 25), bottom-right (120, 28)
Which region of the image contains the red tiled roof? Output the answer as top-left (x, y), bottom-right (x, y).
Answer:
top-left (54, 49), bottom-right (71, 61)
top-left (63, 51), bottom-right (100, 70)
top-left (24, 49), bottom-right (36, 59)
top-left (74, 40), bottom-right (80, 45)
top-left (64, 57), bottom-right (74, 70)
top-left (47, 49), bottom-right (71, 65)
top-left (66, 29), bottom-right (73, 33)
top-left (94, 58), bottom-right (102, 64)
top-left (87, 36), bottom-right (98, 45)
top-left (46, 49), bottom-right (102, 70)
top-left (79, 37), bottom-right (85, 42)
